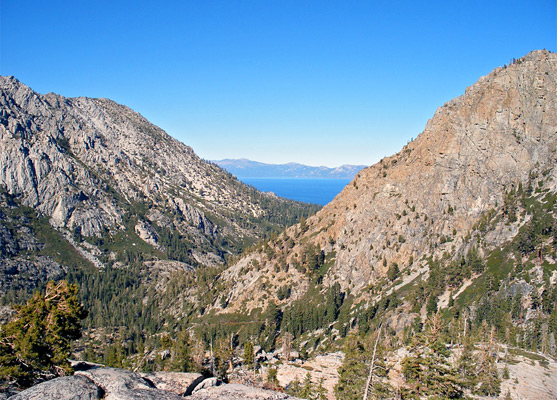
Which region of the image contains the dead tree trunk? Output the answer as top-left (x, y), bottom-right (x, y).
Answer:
top-left (363, 324), bottom-right (382, 400)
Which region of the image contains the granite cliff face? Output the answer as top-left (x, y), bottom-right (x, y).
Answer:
top-left (0, 77), bottom-right (318, 295)
top-left (218, 50), bottom-right (556, 312)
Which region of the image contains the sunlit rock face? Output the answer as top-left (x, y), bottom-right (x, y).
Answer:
top-left (219, 50), bottom-right (557, 311)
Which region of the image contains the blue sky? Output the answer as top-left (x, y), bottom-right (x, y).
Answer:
top-left (1, 1), bottom-right (555, 167)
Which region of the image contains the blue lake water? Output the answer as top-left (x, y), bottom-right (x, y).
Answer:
top-left (241, 178), bottom-right (350, 206)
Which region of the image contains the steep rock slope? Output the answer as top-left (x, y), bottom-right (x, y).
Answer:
top-left (218, 50), bottom-right (556, 312)
top-left (0, 77), bottom-right (319, 294)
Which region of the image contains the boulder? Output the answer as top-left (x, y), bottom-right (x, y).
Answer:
top-left (140, 371), bottom-right (204, 395)
top-left (75, 367), bottom-right (154, 393)
top-left (9, 375), bottom-right (103, 400)
top-left (189, 383), bottom-right (298, 400)
top-left (191, 377), bottom-right (220, 393)
top-left (75, 367), bottom-right (183, 400)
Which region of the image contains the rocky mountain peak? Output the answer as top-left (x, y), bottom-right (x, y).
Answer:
top-left (0, 76), bottom-right (319, 295)
top-left (218, 50), bottom-right (556, 310)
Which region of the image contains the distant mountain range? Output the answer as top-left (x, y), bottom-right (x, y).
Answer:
top-left (213, 159), bottom-right (367, 179)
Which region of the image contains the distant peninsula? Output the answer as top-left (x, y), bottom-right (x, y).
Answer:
top-left (214, 158), bottom-right (367, 179)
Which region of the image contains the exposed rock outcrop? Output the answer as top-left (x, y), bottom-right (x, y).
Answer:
top-left (8, 375), bottom-right (104, 400)
top-left (75, 368), bottom-right (163, 397)
top-left (9, 366), bottom-right (300, 400)
top-left (134, 220), bottom-right (159, 248)
top-left (188, 383), bottom-right (298, 400)
top-left (190, 377), bottom-right (220, 393)
top-left (139, 371), bottom-right (205, 396)
top-left (0, 257), bottom-right (66, 295)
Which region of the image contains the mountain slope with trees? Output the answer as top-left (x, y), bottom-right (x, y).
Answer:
top-left (0, 76), bottom-right (319, 295)
top-left (195, 50), bottom-right (557, 398)
top-left (218, 50), bottom-right (556, 314)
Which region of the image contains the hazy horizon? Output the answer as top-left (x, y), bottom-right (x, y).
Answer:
top-left (213, 157), bottom-right (367, 168)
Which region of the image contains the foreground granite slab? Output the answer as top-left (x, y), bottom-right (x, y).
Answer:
top-left (189, 383), bottom-right (298, 400)
top-left (8, 365), bottom-right (300, 400)
top-left (9, 375), bottom-right (103, 400)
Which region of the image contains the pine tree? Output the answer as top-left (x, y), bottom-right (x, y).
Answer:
top-left (335, 334), bottom-right (368, 400)
top-left (426, 294), bottom-right (438, 315)
top-left (474, 327), bottom-right (501, 397)
top-left (448, 292), bottom-right (455, 308)
top-left (325, 282), bottom-right (343, 323)
top-left (266, 367), bottom-right (280, 389)
top-left (402, 313), bottom-right (463, 398)
top-left (170, 331), bottom-right (195, 373)
top-left (243, 340), bottom-right (254, 368)
top-left (281, 332), bottom-right (293, 361)
top-left (363, 328), bottom-right (391, 400)
top-left (387, 263), bottom-right (399, 281)
top-left (103, 341), bottom-right (124, 368)
top-left (300, 372), bottom-right (313, 399)
top-left (261, 301), bottom-right (282, 351)
top-left (214, 337), bottom-right (234, 380)
top-left (401, 335), bottom-right (428, 395)
top-left (287, 376), bottom-right (302, 397)
top-left (457, 338), bottom-right (476, 388)
top-left (315, 377), bottom-right (327, 400)
top-left (299, 216), bottom-right (308, 234)
top-left (0, 281), bottom-right (87, 387)
top-left (335, 332), bottom-right (392, 400)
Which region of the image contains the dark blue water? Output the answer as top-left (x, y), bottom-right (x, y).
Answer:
top-left (242, 178), bottom-right (350, 205)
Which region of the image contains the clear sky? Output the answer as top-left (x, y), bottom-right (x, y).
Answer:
top-left (1, 1), bottom-right (555, 167)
